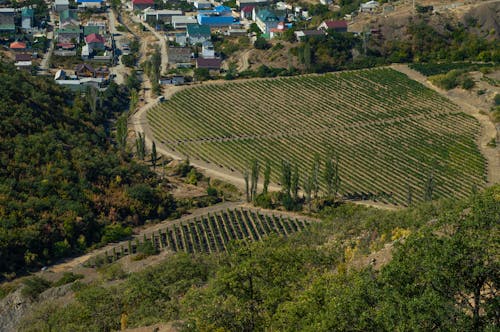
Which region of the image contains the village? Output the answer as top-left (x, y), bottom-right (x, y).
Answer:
top-left (0, 0), bottom-right (410, 89)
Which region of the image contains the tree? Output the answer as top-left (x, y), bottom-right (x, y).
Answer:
top-left (254, 37), bottom-right (270, 50)
top-left (135, 132), bottom-right (146, 160)
top-left (263, 159), bottom-right (271, 195)
top-left (151, 141), bottom-right (157, 170)
top-left (250, 159), bottom-right (260, 202)
top-left (423, 170), bottom-right (435, 201)
top-left (303, 42), bottom-right (312, 71)
top-left (244, 170), bottom-right (250, 203)
top-left (116, 115), bottom-right (128, 151)
top-left (303, 174), bottom-right (313, 212)
top-left (323, 150), bottom-right (341, 200)
top-left (312, 153), bottom-right (321, 199)
top-left (291, 164), bottom-right (299, 201)
top-left (280, 160), bottom-right (292, 197)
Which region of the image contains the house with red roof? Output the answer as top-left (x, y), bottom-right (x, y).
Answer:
top-left (240, 6), bottom-right (254, 20)
top-left (318, 20), bottom-right (348, 33)
top-left (10, 41), bottom-right (27, 51)
top-left (85, 33), bottom-right (106, 51)
top-left (132, 0), bottom-right (154, 11)
top-left (196, 57), bottom-right (221, 73)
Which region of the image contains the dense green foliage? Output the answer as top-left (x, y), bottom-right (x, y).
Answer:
top-left (148, 68), bottom-right (485, 205)
top-left (20, 186), bottom-right (499, 331)
top-left (0, 63), bottom-right (175, 275)
top-left (409, 62), bottom-right (497, 77)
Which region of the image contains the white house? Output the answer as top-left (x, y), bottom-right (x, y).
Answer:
top-left (194, 0), bottom-right (211, 9)
top-left (201, 40), bottom-right (215, 59)
top-left (171, 15), bottom-right (198, 29)
top-left (359, 0), bottom-right (379, 13)
top-left (53, 0), bottom-right (70, 12)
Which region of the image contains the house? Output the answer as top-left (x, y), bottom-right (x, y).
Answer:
top-left (186, 24), bottom-right (211, 44)
top-left (359, 0), bottom-right (379, 13)
top-left (294, 30), bottom-right (325, 41)
top-left (269, 21), bottom-right (286, 39)
top-left (167, 47), bottom-right (191, 67)
top-left (10, 41), bottom-right (27, 51)
top-left (95, 66), bottom-right (110, 78)
top-left (15, 53), bottom-right (32, 62)
top-left (81, 44), bottom-right (90, 59)
top-left (201, 40), bottom-right (215, 58)
top-left (159, 75), bottom-right (184, 85)
top-left (132, 0), bottom-right (154, 11)
top-left (197, 6), bottom-right (236, 26)
top-left (171, 15), bottom-right (197, 29)
top-left (175, 32), bottom-right (187, 46)
top-left (75, 63), bottom-right (96, 77)
top-left (53, 0), bottom-right (70, 13)
top-left (85, 33), bottom-right (106, 51)
top-left (194, 0), bottom-right (211, 9)
top-left (254, 8), bottom-right (283, 34)
top-left (15, 60), bottom-right (32, 71)
top-left (57, 26), bottom-right (81, 44)
top-left (318, 20), bottom-right (348, 33)
top-left (240, 6), bottom-right (254, 20)
top-left (141, 9), bottom-right (182, 24)
top-left (196, 58), bottom-right (221, 73)
top-left (236, 0), bottom-right (268, 8)
top-left (59, 9), bottom-right (79, 28)
top-left (21, 8), bottom-right (34, 31)
top-left (0, 8), bottom-right (15, 33)
top-left (76, 0), bottom-right (104, 10)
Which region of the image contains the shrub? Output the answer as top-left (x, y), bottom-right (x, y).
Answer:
top-left (21, 276), bottom-right (52, 299)
top-left (53, 272), bottom-right (84, 287)
top-left (98, 262), bottom-right (126, 281)
top-left (101, 224), bottom-right (133, 244)
top-left (254, 37), bottom-right (270, 50)
top-left (494, 93), bottom-right (500, 106)
top-left (461, 77), bottom-right (475, 90)
top-left (254, 193), bottom-right (274, 209)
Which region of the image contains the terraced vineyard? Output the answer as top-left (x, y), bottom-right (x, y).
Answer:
top-left (148, 68), bottom-right (486, 204)
top-left (89, 208), bottom-right (312, 263)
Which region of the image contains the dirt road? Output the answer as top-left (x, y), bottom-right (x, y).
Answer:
top-left (392, 64), bottom-right (500, 185)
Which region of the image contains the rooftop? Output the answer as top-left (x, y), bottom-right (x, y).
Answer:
top-left (187, 24), bottom-right (211, 36)
top-left (85, 33), bottom-right (105, 44)
top-left (196, 57), bottom-right (221, 69)
top-left (132, 0), bottom-right (154, 4)
top-left (10, 41), bottom-right (27, 49)
top-left (321, 20), bottom-right (348, 29)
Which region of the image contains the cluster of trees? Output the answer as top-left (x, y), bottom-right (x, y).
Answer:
top-left (143, 47), bottom-right (162, 95)
top-left (0, 63), bottom-right (175, 276)
top-left (243, 151), bottom-right (341, 211)
top-left (19, 186), bottom-right (500, 331)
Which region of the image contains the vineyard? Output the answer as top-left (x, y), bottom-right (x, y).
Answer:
top-left (89, 208), bottom-right (312, 263)
top-left (148, 68), bottom-right (486, 205)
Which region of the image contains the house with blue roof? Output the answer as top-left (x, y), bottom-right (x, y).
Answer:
top-left (253, 8), bottom-right (284, 34)
top-left (186, 24), bottom-right (211, 45)
top-left (0, 8), bottom-right (15, 33)
top-left (197, 6), bottom-right (238, 26)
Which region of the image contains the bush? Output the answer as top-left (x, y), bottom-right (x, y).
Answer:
top-left (494, 94), bottom-right (500, 106)
top-left (97, 262), bottom-right (126, 281)
top-left (101, 224), bottom-right (133, 244)
top-left (21, 276), bottom-right (52, 299)
top-left (207, 186), bottom-right (218, 198)
top-left (53, 272), bottom-right (84, 287)
top-left (254, 193), bottom-right (274, 209)
top-left (254, 37), bottom-right (270, 50)
top-left (461, 77), bottom-right (475, 90)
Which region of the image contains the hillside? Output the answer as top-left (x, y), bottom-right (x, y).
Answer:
top-left (8, 185), bottom-right (499, 331)
top-left (0, 63), bottom-right (175, 276)
top-left (147, 68), bottom-right (486, 205)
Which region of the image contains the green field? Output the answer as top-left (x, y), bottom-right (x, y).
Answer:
top-left (147, 68), bottom-right (486, 205)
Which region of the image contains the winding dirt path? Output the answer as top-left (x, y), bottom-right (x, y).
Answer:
top-left (392, 64), bottom-right (500, 185)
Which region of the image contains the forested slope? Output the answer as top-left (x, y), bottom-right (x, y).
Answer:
top-left (18, 186), bottom-right (499, 332)
top-left (0, 63), bottom-right (175, 275)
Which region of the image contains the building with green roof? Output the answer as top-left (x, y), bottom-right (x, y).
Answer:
top-left (186, 24), bottom-right (211, 44)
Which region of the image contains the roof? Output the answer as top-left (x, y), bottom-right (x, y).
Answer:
top-left (132, 0), bottom-right (154, 4)
top-left (196, 57), bottom-right (221, 69)
top-left (83, 25), bottom-right (100, 36)
top-left (54, 0), bottom-right (69, 5)
top-left (57, 42), bottom-right (75, 48)
top-left (300, 30), bottom-right (325, 36)
top-left (21, 8), bottom-right (34, 17)
top-left (186, 24), bottom-right (211, 37)
top-left (77, 0), bottom-right (102, 2)
top-left (0, 8), bottom-right (15, 13)
top-left (58, 27), bottom-right (80, 34)
top-left (85, 33), bottom-right (105, 44)
top-left (257, 9), bottom-right (279, 22)
top-left (15, 53), bottom-right (32, 61)
top-left (10, 41), bottom-right (27, 49)
top-left (241, 6), bottom-right (254, 13)
top-left (214, 5), bottom-right (231, 12)
top-left (60, 9), bottom-right (78, 21)
top-left (171, 16), bottom-right (198, 24)
top-left (15, 61), bottom-right (32, 66)
top-left (322, 20), bottom-right (347, 29)
top-left (75, 63), bottom-right (95, 72)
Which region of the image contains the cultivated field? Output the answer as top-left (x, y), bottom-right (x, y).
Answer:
top-left (89, 208), bottom-right (312, 264)
top-left (148, 68), bottom-right (486, 205)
